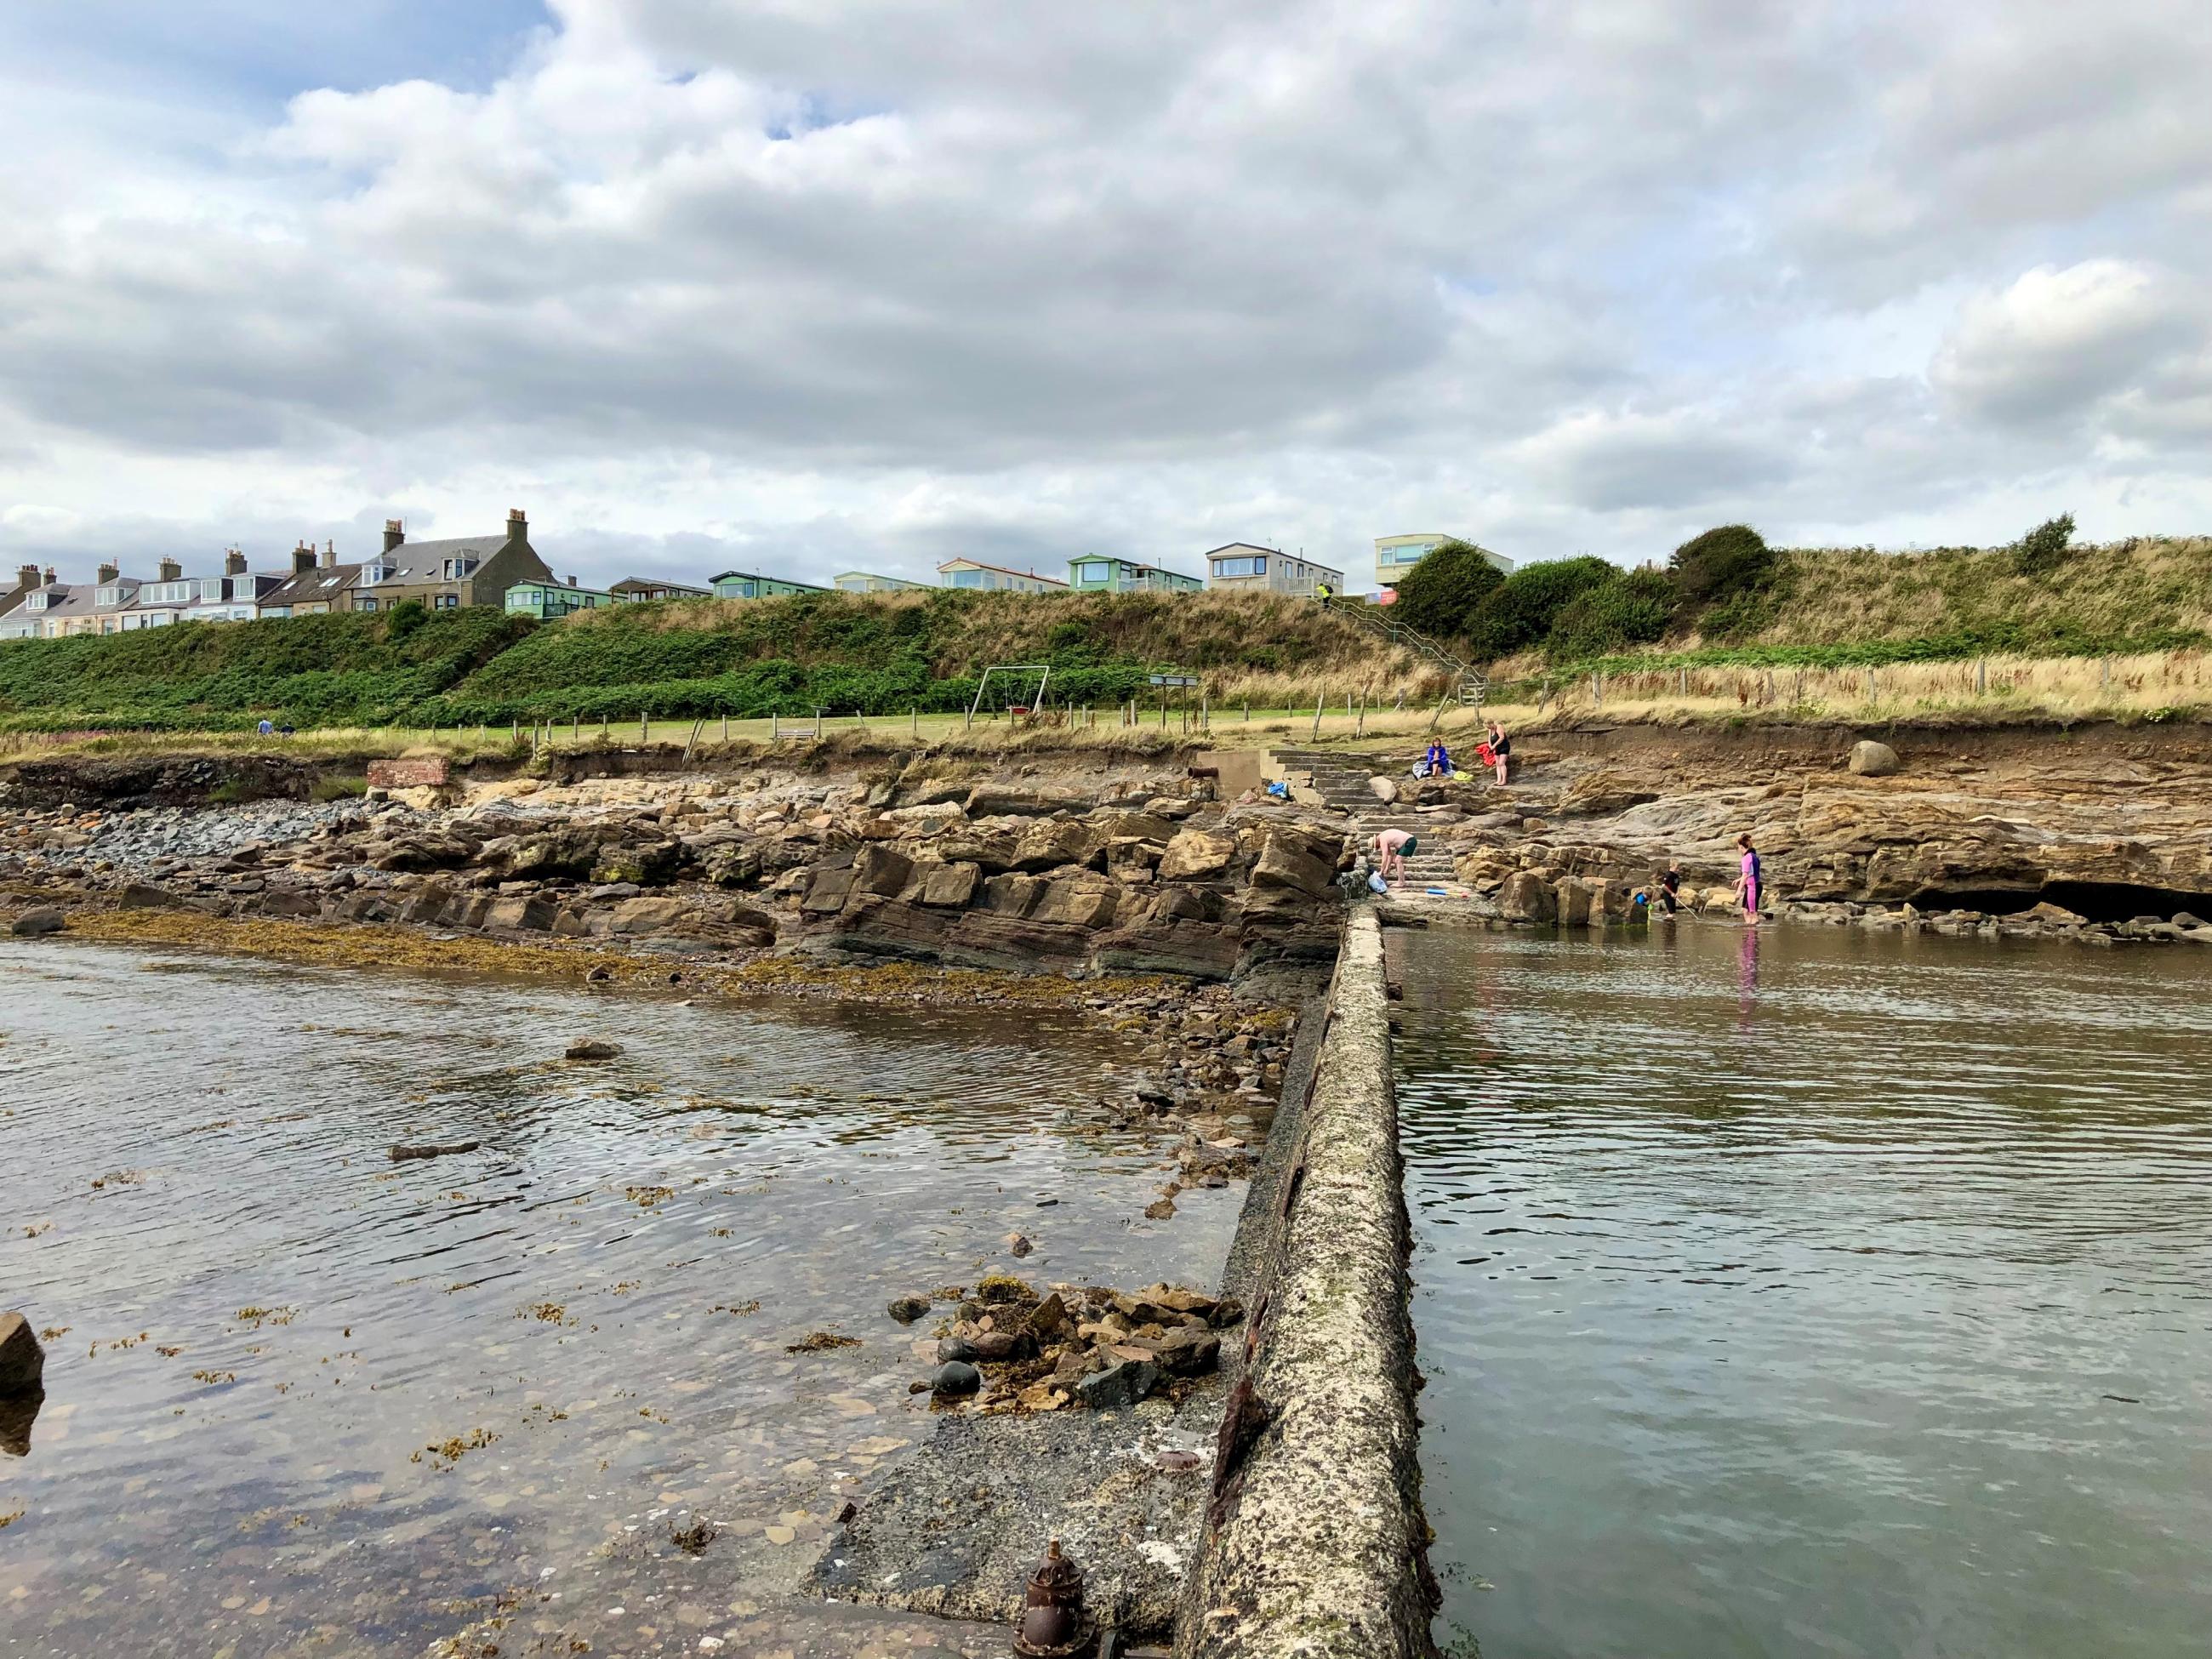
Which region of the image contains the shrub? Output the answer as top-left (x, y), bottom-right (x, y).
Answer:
top-left (1388, 539), bottom-right (1506, 640)
top-left (2012, 512), bottom-right (2076, 574)
top-left (383, 599), bottom-right (428, 641)
top-left (1669, 525), bottom-right (1773, 609)
top-left (1464, 556), bottom-right (1617, 660)
top-left (1546, 568), bottom-right (1675, 659)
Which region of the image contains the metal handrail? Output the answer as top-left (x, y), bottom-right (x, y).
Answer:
top-left (1320, 598), bottom-right (1485, 699)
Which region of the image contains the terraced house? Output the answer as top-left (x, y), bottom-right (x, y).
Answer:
top-left (29, 562), bottom-right (140, 636)
top-left (346, 510), bottom-right (556, 613)
top-left (0, 565), bottom-right (63, 639)
top-left (258, 544), bottom-right (362, 618)
top-left (128, 550), bottom-right (283, 627)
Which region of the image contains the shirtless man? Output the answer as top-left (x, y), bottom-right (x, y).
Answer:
top-left (1371, 828), bottom-right (1417, 887)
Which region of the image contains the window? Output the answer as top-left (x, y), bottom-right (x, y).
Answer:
top-left (949, 569), bottom-right (987, 589)
top-left (435, 593), bottom-right (459, 609)
top-left (1212, 556), bottom-right (1263, 578)
top-left (358, 596), bottom-right (379, 613)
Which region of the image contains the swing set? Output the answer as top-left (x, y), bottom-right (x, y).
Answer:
top-left (967, 664), bottom-right (1059, 727)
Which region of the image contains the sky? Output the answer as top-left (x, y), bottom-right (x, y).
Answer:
top-left (3, 0), bottom-right (2209, 594)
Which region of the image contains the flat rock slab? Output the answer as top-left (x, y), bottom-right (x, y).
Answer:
top-left (807, 1392), bottom-right (1222, 1637)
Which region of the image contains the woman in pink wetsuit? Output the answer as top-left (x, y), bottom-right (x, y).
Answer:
top-left (1734, 832), bottom-right (1762, 922)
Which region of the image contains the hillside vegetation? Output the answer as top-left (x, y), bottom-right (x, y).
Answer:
top-left (0, 607), bottom-right (531, 731)
top-left (1393, 523), bottom-right (2212, 678)
top-left (3, 532), bottom-right (2206, 733)
top-left (0, 588), bottom-right (1437, 731)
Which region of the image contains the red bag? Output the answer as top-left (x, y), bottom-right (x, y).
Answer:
top-left (1475, 741), bottom-right (1497, 767)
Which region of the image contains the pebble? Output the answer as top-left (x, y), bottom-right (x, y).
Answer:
top-left (929, 1361), bottom-right (982, 1397)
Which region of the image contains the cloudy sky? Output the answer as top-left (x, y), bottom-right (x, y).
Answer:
top-left (3, 0), bottom-right (2209, 593)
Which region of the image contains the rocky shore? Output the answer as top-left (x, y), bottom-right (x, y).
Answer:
top-left (1368, 725), bottom-right (2212, 946)
top-left (0, 751), bottom-right (1348, 984)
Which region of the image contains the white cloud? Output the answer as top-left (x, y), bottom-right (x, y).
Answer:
top-left (1932, 262), bottom-right (2192, 421)
top-left (2, 0), bottom-right (2211, 590)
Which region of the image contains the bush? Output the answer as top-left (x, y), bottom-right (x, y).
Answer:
top-left (1388, 539), bottom-right (1506, 640)
top-left (383, 599), bottom-right (428, 641)
top-left (1464, 556), bottom-right (1617, 660)
top-left (1669, 525), bottom-right (1773, 610)
top-left (1546, 568), bottom-right (1674, 659)
top-left (2012, 512), bottom-right (2075, 574)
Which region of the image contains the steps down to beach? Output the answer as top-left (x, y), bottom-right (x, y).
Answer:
top-left (1270, 747), bottom-right (1462, 885)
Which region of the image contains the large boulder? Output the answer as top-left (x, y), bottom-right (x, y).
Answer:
top-left (1849, 740), bottom-right (1900, 777)
top-left (1554, 878), bottom-right (1592, 926)
top-left (0, 1312), bottom-right (47, 1396)
top-left (1011, 818), bottom-right (1103, 873)
top-left (482, 893), bottom-right (557, 932)
top-left (1251, 828), bottom-right (1337, 898)
top-left (1368, 775), bottom-right (1399, 804)
top-left (916, 860), bottom-right (983, 908)
top-left (850, 844), bottom-right (915, 898)
top-left (1498, 870), bottom-right (1557, 923)
top-left (9, 908), bottom-right (64, 938)
top-left (1158, 830), bottom-right (1237, 881)
top-left (1031, 872), bottom-right (1120, 929)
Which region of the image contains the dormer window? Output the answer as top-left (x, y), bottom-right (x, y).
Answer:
top-left (26, 592), bottom-right (47, 611)
top-left (97, 584), bottom-right (123, 607)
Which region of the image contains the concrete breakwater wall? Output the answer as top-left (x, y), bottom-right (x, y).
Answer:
top-left (1177, 910), bottom-right (1434, 1657)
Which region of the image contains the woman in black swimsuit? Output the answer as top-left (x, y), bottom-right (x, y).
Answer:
top-left (1486, 721), bottom-right (1511, 784)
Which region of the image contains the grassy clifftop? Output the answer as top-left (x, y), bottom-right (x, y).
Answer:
top-left (1747, 536), bottom-right (2212, 649)
top-left (0, 608), bottom-right (532, 731)
top-left (414, 587), bottom-right (1435, 723)
top-left (0, 588), bottom-right (1436, 731)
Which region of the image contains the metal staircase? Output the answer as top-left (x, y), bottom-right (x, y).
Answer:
top-left (1321, 598), bottom-right (1486, 707)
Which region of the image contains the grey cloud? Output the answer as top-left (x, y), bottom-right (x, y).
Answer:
top-left (3, 0), bottom-right (2212, 590)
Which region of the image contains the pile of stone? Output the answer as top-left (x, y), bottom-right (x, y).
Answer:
top-left (908, 1275), bottom-right (1240, 1415)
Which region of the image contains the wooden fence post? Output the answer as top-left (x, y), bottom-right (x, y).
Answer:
top-left (1310, 690), bottom-right (1325, 740)
top-left (1864, 669), bottom-right (1875, 703)
top-left (1591, 672), bottom-right (1602, 708)
top-left (1975, 658), bottom-right (1987, 695)
top-left (1354, 690), bottom-right (1366, 737)
top-left (639, 710), bottom-right (647, 742)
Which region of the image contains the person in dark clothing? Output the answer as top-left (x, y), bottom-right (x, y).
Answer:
top-left (1485, 721), bottom-right (1511, 784)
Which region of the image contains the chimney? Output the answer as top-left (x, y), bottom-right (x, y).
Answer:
top-left (321, 539), bottom-right (337, 569)
top-left (97, 561), bottom-right (120, 584)
top-left (158, 556), bottom-right (183, 583)
top-left (507, 507), bottom-right (527, 545)
top-left (293, 540), bottom-right (316, 575)
top-left (43, 565), bottom-right (57, 584)
top-left (383, 518), bottom-right (405, 554)
top-left (567, 574), bottom-right (577, 587)
top-left (14, 564), bottom-right (37, 594)
top-left (225, 547), bottom-right (248, 577)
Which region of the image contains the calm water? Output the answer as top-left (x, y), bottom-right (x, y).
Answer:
top-left (1394, 923), bottom-right (2212, 1659)
top-left (0, 940), bottom-right (1237, 1657)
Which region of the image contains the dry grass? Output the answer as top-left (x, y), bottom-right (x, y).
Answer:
top-left (1482, 648), bottom-right (2212, 726)
top-left (1753, 536), bottom-right (2212, 646)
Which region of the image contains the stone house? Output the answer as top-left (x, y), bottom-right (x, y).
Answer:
top-left (258, 544), bottom-right (363, 618)
top-left (347, 510), bottom-right (555, 613)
